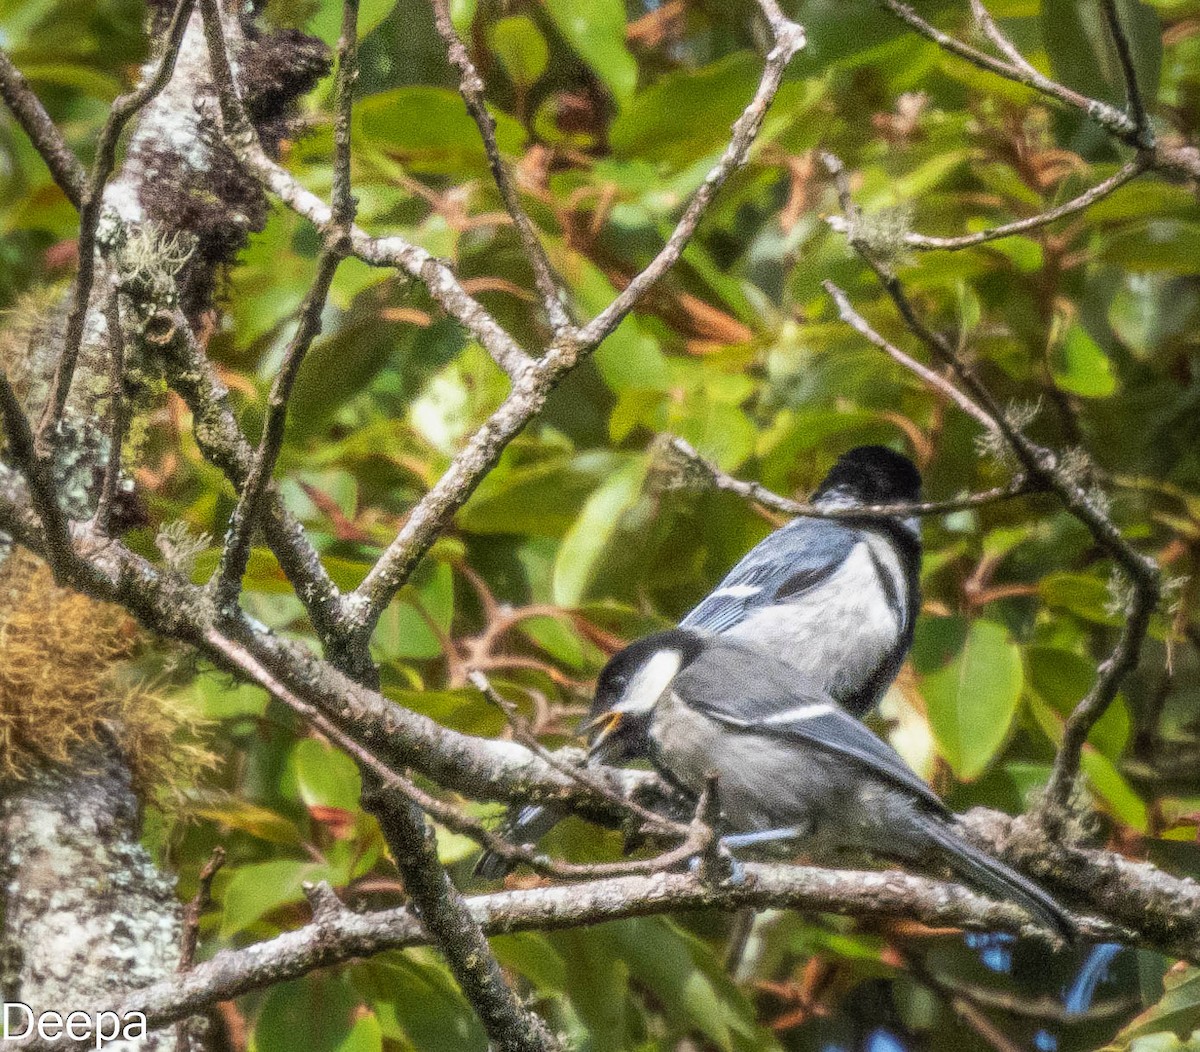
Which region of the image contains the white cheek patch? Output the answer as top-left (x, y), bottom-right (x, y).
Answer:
top-left (615, 648), bottom-right (683, 713)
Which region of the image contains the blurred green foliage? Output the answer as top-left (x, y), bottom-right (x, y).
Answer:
top-left (4, 0), bottom-right (1200, 1049)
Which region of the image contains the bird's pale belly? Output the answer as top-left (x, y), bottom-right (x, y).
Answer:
top-left (648, 694), bottom-right (907, 857)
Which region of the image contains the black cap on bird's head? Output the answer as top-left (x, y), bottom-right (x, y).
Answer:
top-left (813, 445), bottom-right (922, 506)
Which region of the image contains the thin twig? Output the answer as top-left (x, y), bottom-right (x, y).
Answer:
top-left (164, 315), bottom-right (349, 646)
top-left (968, 0), bottom-right (1041, 80)
top-left (211, 251), bottom-right (341, 609)
top-left (875, 0), bottom-right (1140, 144)
top-left (576, 12), bottom-right (806, 349)
top-left (212, 0), bottom-right (356, 611)
top-left (469, 669), bottom-right (688, 837)
top-left (179, 846), bottom-right (226, 970)
top-left (174, 845), bottom-right (225, 1052)
top-left (1098, 0), bottom-right (1152, 146)
top-left (0, 371), bottom-right (80, 577)
top-left (823, 154), bottom-right (1162, 821)
top-left (822, 280), bottom-right (1000, 434)
top-left (429, 0), bottom-right (572, 334)
top-left (898, 155), bottom-right (1149, 251)
top-left (666, 436), bottom-right (1040, 519)
top-left (36, 0), bottom-right (196, 448)
top-left (95, 287), bottom-right (127, 534)
top-left (0, 51), bottom-right (86, 207)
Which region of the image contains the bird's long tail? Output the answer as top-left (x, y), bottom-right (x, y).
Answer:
top-left (474, 804), bottom-right (564, 879)
top-left (911, 811), bottom-right (1075, 942)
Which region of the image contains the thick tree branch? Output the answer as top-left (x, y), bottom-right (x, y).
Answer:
top-left (21, 856), bottom-right (1142, 1052)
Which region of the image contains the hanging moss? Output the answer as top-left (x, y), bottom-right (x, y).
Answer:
top-left (0, 552), bottom-right (217, 805)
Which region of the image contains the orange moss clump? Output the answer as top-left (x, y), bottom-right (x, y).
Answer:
top-left (0, 550), bottom-right (215, 799)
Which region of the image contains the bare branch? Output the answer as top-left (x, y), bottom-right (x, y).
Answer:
top-left (196, 0), bottom-right (533, 381)
top-left (429, 0), bottom-right (572, 334)
top-left (576, 14), bottom-right (806, 349)
top-left (27, 852), bottom-right (1139, 1052)
top-left (968, 0), bottom-right (1041, 81)
top-left (0, 373), bottom-right (81, 579)
top-left (898, 155), bottom-right (1149, 251)
top-left (350, 12), bottom-right (807, 632)
top-left (0, 51), bottom-right (86, 207)
top-left (212, 248), bottom-right (341, 610)
top-left (823, 155), bottom-right (1163, 823)
top-left (1098, 0), bottom-right (1152, 146)
top-left (36, 0), bottom-right (197, 447)
top-left (823, 280), bottom-right (1002, 434)
top-left (875, 0), bottom-right (1140, 144)
top-left (163, 317), bottom-right (349, 646)
top-left (666, 436), bottom-right (1040, 519)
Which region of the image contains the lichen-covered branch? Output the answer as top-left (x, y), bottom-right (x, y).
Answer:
top-left (895, 156), bottom-right (1149, 251)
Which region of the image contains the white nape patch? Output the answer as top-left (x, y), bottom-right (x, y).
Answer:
top-left (761, 702), bottom-right (838, 723)
top-left (710, 584), bottom-right (761, 599)
top-left (615, 648), bottom-right (683, 714)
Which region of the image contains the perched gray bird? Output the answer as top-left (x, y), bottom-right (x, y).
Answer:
top-left (584, 629), bottom-right (1073, 939)
top-left (476, 445), bottom-right (923, 879)
top-left (680, 444), bottom-right (921, 717)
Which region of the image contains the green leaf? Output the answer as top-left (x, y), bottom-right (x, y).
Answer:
top-left (191, 801), bottom-right (303, 846)
top-left (922, 620), bottom-right (1022, 780)
top-left (1053, 323), bottom-right (1117, 398)
top-left (220, 859), bottom-right (327, 937)
top-left (335, 1014), bottom-right (383, 1052)
top-left (489, 16), bottom-right (548, 87)
top-left (552, 457), bottom-right (648, 606)
top-left (306, 0), bottom-right (399, 44)
top-left (255, 974), bottom-right (357, 1052)
top-left (357, 87), bottom-right (525, 174)
top-left (543, 0), bottom-right (637, 108)
top-left (371, 599), bottom-right (444, 661)
top-left (292, 738), bottom-right (362, 811)
top-left (1109, 967), bottom-right (1200, 1048)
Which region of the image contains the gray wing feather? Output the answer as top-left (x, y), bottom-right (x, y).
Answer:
top-left (677, 642), bottom-right (948, 815)
top-left (681, 519), bottom-right (859, 634)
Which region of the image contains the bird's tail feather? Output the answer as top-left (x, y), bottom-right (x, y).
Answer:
top-left (911, 811), bottom-right (1075, 942)
top-left (474, 804), bottom-right (564, 880)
